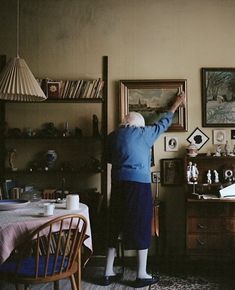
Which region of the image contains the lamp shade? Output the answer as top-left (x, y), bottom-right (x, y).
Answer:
top-left (0, 57), bottom-right (47, 102)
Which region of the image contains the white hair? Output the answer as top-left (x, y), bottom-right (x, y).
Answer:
top-left (120, 112), bottom-right (145, 127)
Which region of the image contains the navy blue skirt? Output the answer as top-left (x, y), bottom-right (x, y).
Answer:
top-left (107, 181), bottom-right (153, 250)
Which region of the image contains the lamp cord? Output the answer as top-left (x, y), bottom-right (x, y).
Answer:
top-left (16, 0), bottom-right (19, 57)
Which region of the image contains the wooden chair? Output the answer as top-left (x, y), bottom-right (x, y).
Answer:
top-left (0, 214), bottom-right (87, 290)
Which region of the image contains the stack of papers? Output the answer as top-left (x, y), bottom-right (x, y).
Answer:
top-left (219, 183), bottom-right (235, 198)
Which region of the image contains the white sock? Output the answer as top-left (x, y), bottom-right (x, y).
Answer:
top-left (104, 247), bottom-right (117, 276)
top-left (137, 249), bottom-right (152, 279)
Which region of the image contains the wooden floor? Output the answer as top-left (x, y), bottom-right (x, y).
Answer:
top-left (0, 257), bottom-right (234, 290)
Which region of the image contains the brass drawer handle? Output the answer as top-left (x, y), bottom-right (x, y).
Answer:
top-left (197, 238), bottom-right (205, 246)
top-left (197, 223), bottom-right (207, 230)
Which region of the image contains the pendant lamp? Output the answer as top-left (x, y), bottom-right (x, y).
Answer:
top-left (0, 0), bottom-right (47, 102)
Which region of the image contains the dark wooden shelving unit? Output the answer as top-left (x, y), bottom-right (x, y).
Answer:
top-left (0, 55), bottom-right (108, 254)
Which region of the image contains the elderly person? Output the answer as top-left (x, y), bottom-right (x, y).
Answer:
top-left (102, 92), bottom-right (185, 288)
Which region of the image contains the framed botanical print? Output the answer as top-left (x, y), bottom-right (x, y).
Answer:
top-left (120, 79), bottom-right (188, 132)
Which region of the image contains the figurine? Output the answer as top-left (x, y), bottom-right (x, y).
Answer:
top-left (186, 161), bottom-right (193, 183)
top-left (207, 170), bottom-right (212, 184)
top-left (224, 141), bottom-right (230, 156)
top-left (191, 163), bottom-right (199, 181)
top-left (8, 148), bottom-right (17, 171)
top-left (63, 121), bottom-right (70, 137)
top-left (215, 144), bottom-right (222, 157)
top-left (214, 170), bottom-right (219, 183)
top-left (92, 114), bottom-right (100, 137)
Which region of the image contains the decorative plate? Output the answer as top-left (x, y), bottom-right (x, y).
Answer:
top-left (0, 199), bottom-right (30, 211)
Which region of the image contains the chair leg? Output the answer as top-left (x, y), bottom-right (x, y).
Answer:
top-left (54, 280), bottom-right (59, 290)
top-left (70, 274), bottom-right (77, 290)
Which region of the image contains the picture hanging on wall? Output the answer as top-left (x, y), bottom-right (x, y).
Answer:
top-left (201, 67), bottom-right (235, 127)
top-left (213, 129), bottom-right (227, 144)
top-left (187, 127), bottom-right (209, 150)
top-left (160, 158), bottom-right (184, 186)
top-left (164, 136), bottom-right (179, 151)
top-left (120, 79), bottom-right (188, 132)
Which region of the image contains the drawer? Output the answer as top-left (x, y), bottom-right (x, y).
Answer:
top-left (223, 218), bottom-right (235, 233)
top-left (187, 203), bottom-right (227, 217)
top-left (228, 204), bottom-right (235, 217)
top-left (187, 217), bottom-right (221, 233)
top-left (187, 233), bottom-right (223, 250)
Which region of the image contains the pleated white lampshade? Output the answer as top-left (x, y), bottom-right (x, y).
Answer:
top-left (0, 56), bottom-right (47, 102)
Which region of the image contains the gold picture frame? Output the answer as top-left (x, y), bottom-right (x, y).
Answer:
top-left (119, 79), bottom-right (188, 132)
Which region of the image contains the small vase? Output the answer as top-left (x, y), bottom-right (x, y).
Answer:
top-left (186, 142), bottom-right (198, 157)
top-left (45, 150), bottom-right (57, 168)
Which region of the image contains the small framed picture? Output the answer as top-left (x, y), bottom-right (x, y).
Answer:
top-left (187, 127), bottom-right (209, 150)
top-left (160, 158), bottom-right (184, 186)
top-left (165, 136), bottom-right (179, 151)
top-left (213, 129), bottom-right (227, 144)
top-left (231, 130), bottom-right (235, 140)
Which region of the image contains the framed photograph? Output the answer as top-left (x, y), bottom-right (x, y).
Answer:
top-left (187, 127), bottom-right (209, 150)
top-left (213, 129), bottom-right (227, 144)
top-left (165, 136), bottom-right (179, 151)
top-left (231, 130), bottom-right (235, 140)
top-left (201, 67), bottom-right (235, 127)
top-left (160, 158), bottom-right (184, 186)
top-left (120, 79), bottom-right (188, 132)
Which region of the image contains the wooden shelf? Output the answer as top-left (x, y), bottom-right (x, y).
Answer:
top-left (4, 98), bottom-right (104, 104)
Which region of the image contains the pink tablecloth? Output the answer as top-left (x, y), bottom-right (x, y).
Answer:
top-left (0, 201), bottom-right (92, 265)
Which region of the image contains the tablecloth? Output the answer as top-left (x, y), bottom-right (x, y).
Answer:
top-left (0, 200), bottom-right (92, 265)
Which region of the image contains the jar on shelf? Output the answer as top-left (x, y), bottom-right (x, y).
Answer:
top-left (186, 141), bottom-right (198, 157)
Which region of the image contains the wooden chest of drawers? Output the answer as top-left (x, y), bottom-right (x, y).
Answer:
top-left (186, 199), bottom-right (235, 260)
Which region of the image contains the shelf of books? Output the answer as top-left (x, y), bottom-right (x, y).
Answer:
top-left (38, 78), bottom-right (104, 100)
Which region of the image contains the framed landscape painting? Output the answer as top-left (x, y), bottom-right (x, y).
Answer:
top-left (201, 68), bottom-right (235, 127)
top-left (120, 79), bottom-right (188, 132)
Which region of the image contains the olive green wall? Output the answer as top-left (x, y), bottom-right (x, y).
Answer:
top-left (0, 0), bottom-right (235, 256)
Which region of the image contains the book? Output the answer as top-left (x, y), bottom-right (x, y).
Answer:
top-left (2, 179), bottom-right (16, 199)
top-left (47, 81), bottom-right (61, 99)
top-left (61, 80), bottom-right (70, 98)
top-left (86, 79), bottom-right (96, 98)
top-left (94, 79), bottom-right (104, 98)
top-left (68, 80), bottom-right (78, 98)
top-left (90, 79), bottom-right (99, 99)
top-left (74, 80), bottom-right (84, 98)
top-left (80, 80), bottom-right (90, 98)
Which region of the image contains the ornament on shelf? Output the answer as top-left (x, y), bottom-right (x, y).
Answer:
top-left (8, 148), bottom-right (17, 171)
top-left (186, 141), bottom-right (198, 157)
top-left (214, 170), bottom-right (219, 183)
top-left (224, 140), bottom-right (231, 156)
top-left (207, 170), bottom-right (212, 184)
top-left (45, 150), bottom-right (57, 168)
